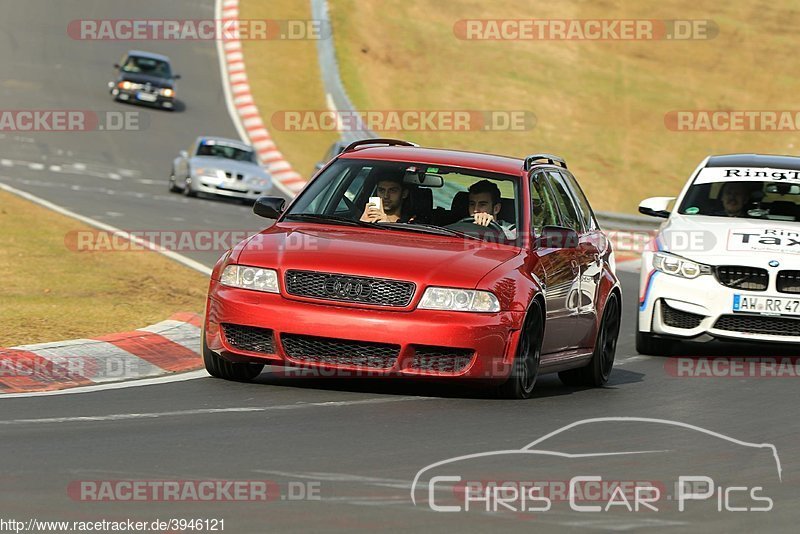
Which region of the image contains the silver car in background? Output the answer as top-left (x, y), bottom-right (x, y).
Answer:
top-left (170, 136), bottom-right (273, 202)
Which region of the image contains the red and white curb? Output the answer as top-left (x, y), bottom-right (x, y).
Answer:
top-left (0, 313), bottom-right (204, 394)
top-left (218, 0), bottom-right (307, 196)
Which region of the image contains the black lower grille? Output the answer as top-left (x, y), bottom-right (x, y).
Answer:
top-left (661, 302), bottom-right (704, 329)
top-left (714, 315), bottom-right (800, 337)
top-left (409, 346), bottom-right (474, 373)
top-left (281, 334), bottom-right (399, 369)
top-left (285, 270), bottom-right (415, 307)
top-left (777, 271), bottom-right (800, 294)
top-left (222, 323), bottom-right (275, 354)
top-left (715, 266), bottom-right (769, 291)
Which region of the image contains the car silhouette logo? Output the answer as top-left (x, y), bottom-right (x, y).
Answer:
top-left (769, 260), bottom-right (780, 268)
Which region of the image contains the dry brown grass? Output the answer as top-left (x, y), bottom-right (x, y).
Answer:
top-left (0, 191), bottom-right (207, 347)
top-left (240, 0), bottom-right (339, 178)
top-left (328, 0), bottom-right (800, 213)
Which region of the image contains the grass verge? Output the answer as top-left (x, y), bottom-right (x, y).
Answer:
top-left (329, 0), bottom-right (800, 213)
top-left (240, 0), bottom-right (339, 178)
top-left (0, 190), bottom-right (206, 347)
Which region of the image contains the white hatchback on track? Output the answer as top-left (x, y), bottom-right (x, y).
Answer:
top-left (637, 154), bottom-right (800, 354)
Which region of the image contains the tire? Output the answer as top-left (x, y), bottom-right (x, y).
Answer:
top-left (202, 333), bottom-right (264, 382)
top-left (168, 170), bottom-right (181, 193)
top-left (497, 301), bottom-right (543, 399)
top-left (183, 176), bottom-right (197, 197)
top-left (559, 292), bottom-right (621, 387)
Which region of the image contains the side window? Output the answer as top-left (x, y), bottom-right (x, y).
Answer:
top-left (530, 172), bottom-right (559, 235)
top-left (335, 167), bottom-right (370, 213)
top-left (559, 170), bottom-right (597, 231)
top-left (546, 171), bottom-right (583, 233)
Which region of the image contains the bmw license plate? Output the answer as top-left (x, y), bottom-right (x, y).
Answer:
top-left (136, 92), bottom-right (157, 102)
top-left (733, 294), bottom-right (800, 316)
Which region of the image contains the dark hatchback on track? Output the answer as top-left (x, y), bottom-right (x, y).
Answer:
top-left (108, 50), bottom-right (180, 110)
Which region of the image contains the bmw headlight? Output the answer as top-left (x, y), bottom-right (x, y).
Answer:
top-left (160, 87), bottom-right (174, 97)
top-left (418, 287), bottom-right (500, 312)
top-left (653, 252), bottom-right (711, 279)
top-left (220, 265), bottom-right (279, 293)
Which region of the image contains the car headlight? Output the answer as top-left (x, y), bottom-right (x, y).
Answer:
top-left (418, 287), bottom-right (500, 312)
top-left (119, 81), bottom-right (133, 90)
top-left (653, 252), bottom-right (711, 279)
top-left (220, 265), bottom-right (279, 293)
top-left (160, 88), bottom-right (174, 97)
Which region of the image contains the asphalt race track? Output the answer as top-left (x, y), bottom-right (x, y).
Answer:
top-left (1, 2), bottom-right (798, 533)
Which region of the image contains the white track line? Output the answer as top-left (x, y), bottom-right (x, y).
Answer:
top-left (0, 396), bottom-right (431, 423)
top-left (0, 371), bottom-right (210, 399)
top-left (0, 183), bottom-right (211, 276)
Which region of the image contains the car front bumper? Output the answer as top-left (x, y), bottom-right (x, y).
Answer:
top-left (639, 265), bottom-right (800, 345)
top-left (112, 87), bottom-right (174, 109)
top-left (205, 282), bottom-right (525, 381)
top-left (193, 175), bottom-right (273, 200)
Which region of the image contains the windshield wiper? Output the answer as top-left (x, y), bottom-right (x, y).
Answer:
top-left (283, 213), bottom-right (388, 229)
top-left (380, 223), bottom-right (481, 240)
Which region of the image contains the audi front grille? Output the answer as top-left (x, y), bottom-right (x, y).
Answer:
top-left (285, 270), bottom-right (415, 307)
top-left (281, 334), bottom-right (400, 369)
top-left (408, 346), bottom-right (475, 374)
top-left (222, 323), bottom-right (276, 355)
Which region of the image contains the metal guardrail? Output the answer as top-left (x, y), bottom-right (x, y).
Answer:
top-left (596, 211), bottom-right (662, 231)
top-left (311, 0), bottom-right (652, 228)
top-left (311, 0), bottom-right (375, 144)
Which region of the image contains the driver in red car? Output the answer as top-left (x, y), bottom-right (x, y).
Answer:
top-left (360, 172), bottom-right (414, 223)
top-left (467, 179), bottom-right (516, 239)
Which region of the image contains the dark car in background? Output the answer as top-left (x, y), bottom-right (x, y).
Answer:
top-left (108, 50), bottom-right (180, 110)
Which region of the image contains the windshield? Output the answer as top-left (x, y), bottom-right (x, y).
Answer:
top-left (195, 141), bottom-right (257, 163)
top-left (678, 167), bottom-right (800, 223)
top-left (121, 56), bottom-right (172, 78)
top-left (286, 158), bottom-right (521, 244)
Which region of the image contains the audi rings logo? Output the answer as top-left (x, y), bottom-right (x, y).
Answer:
top-left (324, 276), bottom-right (372, 300)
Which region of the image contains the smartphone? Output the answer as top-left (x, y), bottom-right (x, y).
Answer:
top-left (369, 196), bottom-right (383, 212)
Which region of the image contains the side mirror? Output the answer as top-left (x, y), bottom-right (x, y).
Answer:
top-left (638, 196), bottom-right (675, 218)
top-left (113, 63), bottom-right (120, 69)
top-left (174, 74), bottom-right (182, 80)
top-left (179, 150), bottom-right (188, 159)
top-left (536, 226), bottom-right (580, 249)
top-left (253, 196), bottom-right (286, 219)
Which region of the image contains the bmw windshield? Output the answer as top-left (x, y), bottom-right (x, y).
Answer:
top-left (678, 167), bottom-right (800, 223)
top-left (285, 158), bottom-right (522, 244)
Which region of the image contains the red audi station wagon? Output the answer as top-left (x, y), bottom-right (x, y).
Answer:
top-left (203, 139), bottom-right (621, 398)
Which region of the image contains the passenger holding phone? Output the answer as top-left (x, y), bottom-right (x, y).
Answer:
top-left (360, 174), bottom-right (414, 223)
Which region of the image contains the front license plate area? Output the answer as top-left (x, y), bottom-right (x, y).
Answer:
top-left (733, 294), bottom-right (800, 316)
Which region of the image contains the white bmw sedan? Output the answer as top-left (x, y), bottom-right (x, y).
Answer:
top-left (637, 154), bottom-right (800, 355)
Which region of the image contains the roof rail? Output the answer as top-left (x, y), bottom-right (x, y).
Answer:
top-left (523, 153), bottom-right (567, 171)
top-left (343, 138), bottom-right (419, 153)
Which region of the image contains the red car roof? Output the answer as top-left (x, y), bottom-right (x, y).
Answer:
top-left (338, 146), bottom-right (526, 177)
